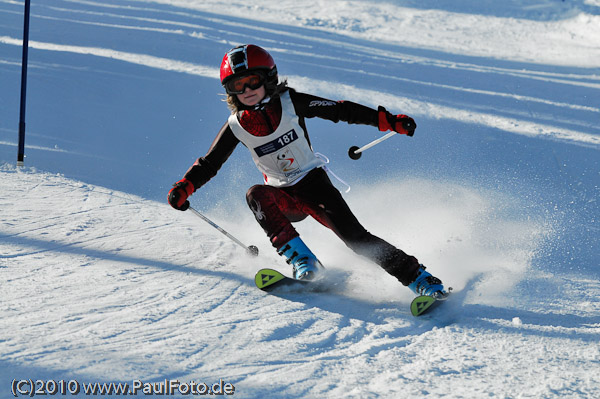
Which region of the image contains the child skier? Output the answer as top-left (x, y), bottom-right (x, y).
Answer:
top-left (168, 44), bottom-right (447, 297)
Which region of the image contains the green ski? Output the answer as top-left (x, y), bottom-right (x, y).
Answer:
top-left (410, 293), bottom-right (448, 316)
top-left (254, 268), bottom-right (310, 291)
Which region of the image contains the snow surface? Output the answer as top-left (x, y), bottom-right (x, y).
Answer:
top-left (1, 0), bottom-right (599, 397)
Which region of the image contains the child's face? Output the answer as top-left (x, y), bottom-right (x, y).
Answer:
top-left (236, 85), bottom-right (266, 107)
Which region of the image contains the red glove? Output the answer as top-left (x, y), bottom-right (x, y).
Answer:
top-left (378, 106), bottom-right (416, 136)
top-left (167, 178), bottom-right (194, 211)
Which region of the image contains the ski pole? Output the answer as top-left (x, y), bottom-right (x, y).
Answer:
top-left (348, 131), bottom-right (396, 160)
top-left (188, 206), bottom-right (259, 256)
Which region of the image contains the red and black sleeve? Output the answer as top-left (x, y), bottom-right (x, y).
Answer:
top-left (289, 89), bottom-right (379, 127)
top-left (183, 121), bottom-right (240, 191)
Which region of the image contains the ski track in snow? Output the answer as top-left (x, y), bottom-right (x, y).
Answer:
top-left (1, 0), bottom-right (599, 397)
top-left (0, 34), bottom-right (598, 148)
top-left (1, 0), bottom-right (600, 149)
top-left (1, 166), bottom-right (599, 398)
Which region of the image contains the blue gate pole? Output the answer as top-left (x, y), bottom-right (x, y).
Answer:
top-left (17, 0), bottom-right (31, 166)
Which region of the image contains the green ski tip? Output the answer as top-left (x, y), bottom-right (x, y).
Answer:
top-left (255, 268), bottom-right (287, 290)
top-left (410, 295), bottom-right (437, 316)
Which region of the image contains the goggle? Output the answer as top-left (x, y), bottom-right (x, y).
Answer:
top-left (225, 73), bottom-right (265, 94)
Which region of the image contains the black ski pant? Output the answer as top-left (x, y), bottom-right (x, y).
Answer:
top-left (245, 168), bottom-right (420, 285)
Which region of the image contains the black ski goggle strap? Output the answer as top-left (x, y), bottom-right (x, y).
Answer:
top-left (227, 46), bottom-right (249, 75)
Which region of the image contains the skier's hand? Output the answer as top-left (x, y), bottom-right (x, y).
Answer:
top-left (378, 106), bottom-right (416, 136)
top-left (168, 178), bottom-right (194, 211)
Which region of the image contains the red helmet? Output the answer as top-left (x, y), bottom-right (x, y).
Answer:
top-left (220, 44), bottom-right (278, 87)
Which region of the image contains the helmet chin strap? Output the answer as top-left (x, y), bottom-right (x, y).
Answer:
top-left (252, 96), bottom-right (271, 110)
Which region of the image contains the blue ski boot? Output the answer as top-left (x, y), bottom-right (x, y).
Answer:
top-left (408, 265), bottom-right (448, 298)
top-left (277, 237), bottom-right (323, 280)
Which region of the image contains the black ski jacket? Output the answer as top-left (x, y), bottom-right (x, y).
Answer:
top-left (183, 88), bottom-right (380, 190)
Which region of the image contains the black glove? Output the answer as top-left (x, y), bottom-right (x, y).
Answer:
top-left (167, 178), bottom-right (194, 211)
top-left (378, 106), bottom-right (417, 136)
